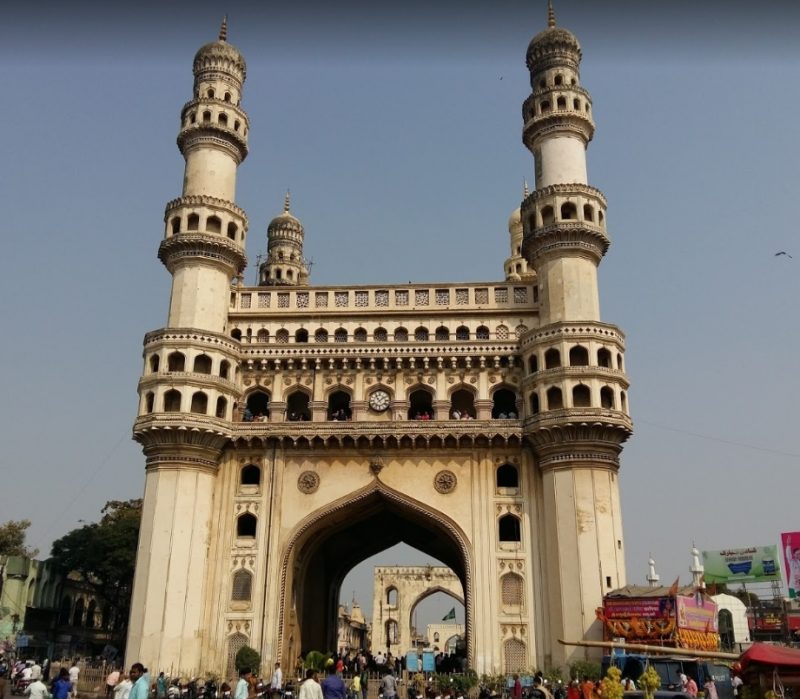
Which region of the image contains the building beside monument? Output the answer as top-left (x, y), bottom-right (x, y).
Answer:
top-left (127, 5), bottom-right (632, 677)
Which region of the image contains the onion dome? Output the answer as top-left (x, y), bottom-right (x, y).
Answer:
top-left (526, 1), bottom-right (581, 72)
top-left (193, 17), bottom-right (247, 80)
top-left (268, 192), bottom-right (304, 235)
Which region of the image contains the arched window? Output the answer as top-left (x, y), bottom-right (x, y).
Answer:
top-left (236, 513), bottom-right (257, 538)
top-left (492, 389), bottom-right (518, 419)
top-left (232, 570), bottom-right (252, 602)
top-left (541, 206), bottom-right (555, 226)
top-left (583, 204), bottom-right (595, 221)
top-left (191, 391), bottom-right (208, 414)
top-left (243, 391), bottom-right (270, 421)
top-left (408, 388), bottom-right (434, 420)
top-left (164, 389), bottom-right (182, 412)
top-left (202, 111), bottom-right (211, 123)
top-left (499, 514), bottom-right (521, 542)
top-left (572, 385), bottom-right (591, 408)
top-left (540, 100), bottom-right (551, 113)
top-left (504, 638), bottom-right (526, 674)
top-left (224, 92), bottom-right (232, 102)
top-left (193, 355), bottom-right (212, 374)
top-left (72, 598), bottom-right (85, 627)
top-left (295, 328), bottom-right (309, 343)
top-left (414, 326), bottom-right (429, 341)
top-left (207, 88), bottom-right (215, 99)
top-left (600, 386), bottom-right (615, 409)
top-left (86, 599), bottom-right (97, 628)
top-left (227, 222), bottom-right (237, 240)
top-left (546, 386), bottom-right (563, 410)
top-left (328, 390), bottom-right (352, 421)
top-left (529, 392), bottom-right (540, 414)
top-left (496, 325), bottom-right (509, 340)
top-left (58, 595), bottom-right (71, 625)
top-left (275, 329), bottom-right (289, 344)
top-left (145, 392), bottom-right (155, 414)
top-left (455, 326), bottom-right (470, 341)
top-left (544, 348), bottom-right (561, 369)
top-left (287, 391), bottom-right (311, 421)
top-left (241, 464), bottom-right (261, 486)
top-left (617, 353), bottom-right (624, 370)
top-left (620, 391), bottom-right (627, 411)
top-left (501, 572), bottom-right (524, 607)
top-left (573, 98), bottom-right (581, 111)
top-left (286, 270), bottom-right (294, 281)
top-left (599, 210), bottom-right (604, 225)
top-left (215, 396), bottom-right (227, 418)
top-left (434, 632), bottom-right (440, 643)
top-left (218, 113), bottom-right (228, 127)
top-left (597, 348), bottom-right (612, 368)
top-left (314, 328), bottom-right (329, 343)
top-left (528, 355), bottom-right (538, 373)
top-left (476, 325), bottom-right (490, 340)
top-left (450, 389), bottom-right (475, 419)
top-left (386, 619), bottom-right (399, 645)
top-left (569, 346), bottom-right (589, 366)
top-left (206, 216), bottom-right (222, 234)
top-left (232, 329), bottom-right (242, 341)
top-left (226, 633), bottom-right (249, 680)
top-left (170, 217), bottom-right (180, 235)
top-left (354, 328), bottom-right (367, 342)
top-left (334, 328), bottom-right (348, 343)
top-left (386, 587), bottom-right (398, 606)
top-left (149, 355), bottom-right (160, 373)
top-left (187, 213), bottom-right (200, 230)
top-left (496, 463), bottom-right (519, 489)
top-left (394, 327), bottom-right (408, 342)
top-left (557, 96), bottom-right (566, 109)
top-left (435, 326), bottom-right (449, 341)
top-left (554, 74), bottom-right (563, 86)
top-left (256, 329), bottom-right (268, 343)
top-left (374, 328), bottom-right (388, 342)
top-left (167, 351), bottom-right (185, 372)
top-left (561, 202), bottom-right (577, 220)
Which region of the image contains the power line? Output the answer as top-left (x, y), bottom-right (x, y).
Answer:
top-left (638, 418), bottom-right (800, 460)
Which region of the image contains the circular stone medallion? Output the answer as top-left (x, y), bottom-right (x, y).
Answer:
top-left (297, 470), bottom-right (320, 494)
top-left (434, 470), bottom-right (457, 494)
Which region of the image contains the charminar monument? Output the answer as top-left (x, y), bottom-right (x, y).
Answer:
top-left (127, 2), bottom-right (632, 677)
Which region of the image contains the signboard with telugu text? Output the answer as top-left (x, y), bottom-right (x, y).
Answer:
top-left (603, 597), bottom-right (674, 619)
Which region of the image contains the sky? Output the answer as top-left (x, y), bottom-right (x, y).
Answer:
top-left (2, 0), bottom-right (800, 633)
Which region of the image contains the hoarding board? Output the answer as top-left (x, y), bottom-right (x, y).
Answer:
top-left (702, 546), bottom-right (781, 583)
top-left (781, 532), bottom-right (800, 598)
top-left (676, 596), bottom-right (718, 632)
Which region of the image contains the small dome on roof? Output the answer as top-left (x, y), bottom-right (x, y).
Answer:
top-left (268, 192), bottom-right (303, 232)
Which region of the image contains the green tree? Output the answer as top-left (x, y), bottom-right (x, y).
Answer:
top-left (50, 500), bottom-right (142, 637)
top-left (235, 646), bottom-right (261, 673)
top-left (569, 660), bottom-right (601, 681)
top-left (0, 519), bottom-right (37, 558)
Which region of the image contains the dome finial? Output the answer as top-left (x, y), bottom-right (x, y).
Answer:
top-left (523, 179), bottom-right (529, 198)
top-left (219, 15), bottom-right (228, 42)
top-left (547, 0), bottom-right (556, 28)
top-left (284, 189), bottom-right (291, 213)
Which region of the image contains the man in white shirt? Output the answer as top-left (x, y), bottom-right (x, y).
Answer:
top-left (298, 670), bottom-right (322, 699)
top-left (25, 677), bottom-right (48, 699)
top-left (270, 663), bottom-right (283, 699)
top-left (30, 663), bottom-right (42, 681)
top-left (69, 663), bottom-right (80, 698)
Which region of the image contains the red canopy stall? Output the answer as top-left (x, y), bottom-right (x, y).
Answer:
top-left (737, 643), bottom-right (800, 697)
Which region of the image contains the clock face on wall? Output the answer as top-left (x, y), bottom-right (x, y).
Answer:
top-left (368, 389), bottom-right (391, 412)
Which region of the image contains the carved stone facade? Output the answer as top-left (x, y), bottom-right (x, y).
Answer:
top-left (127, 9), bottom-right (632, 679)
top-left (371, 566), bottom-right (463, 654)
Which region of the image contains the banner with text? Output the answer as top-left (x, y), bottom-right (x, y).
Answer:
top-left (676, 596), bottom-right (718, 632)
top-left (702, 545), bottom-right (781, 583)
top-left (781, 532), bottom-right (800, 598)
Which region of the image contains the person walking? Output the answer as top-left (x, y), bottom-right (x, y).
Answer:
top-left (25, 676), bottom-right (48, 699)
top-left (321, 666), bottom-right (346, 699)
top-left (299, 671), bottom-right (323, 699)
top-left (128, 664), bottom-right (150, 699)
top-left (236, 669), bottom-right (253, 699)
top-left (270, 664), bottom-right (283, 699)
top-left (53, 669), bottom-right (72, 699)
top-left (380, 670), bottom-right (397, 699)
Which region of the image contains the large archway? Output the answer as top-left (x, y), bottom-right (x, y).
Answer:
top-left (278, 481), bottom-right (472, 667)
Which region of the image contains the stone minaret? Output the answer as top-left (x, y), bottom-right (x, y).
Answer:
top-left (505, 181), bottom-right (536, 282)
top-left (519, 2), bottom-right (633, 665)
top-left (127, 19), bottom-right (249, 672)
top-left (259, 192), bottom-right (310, 286)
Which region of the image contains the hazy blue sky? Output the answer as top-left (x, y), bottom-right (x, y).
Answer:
top-left (2, 0), bottom-right (800, 631)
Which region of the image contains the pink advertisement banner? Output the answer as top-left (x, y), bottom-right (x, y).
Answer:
top-left (676, 596), bottom-right (718, 632)
top-left (781, 532), bottom-right (800, 598)
top-left (604, 598), bottom-right (672, 619)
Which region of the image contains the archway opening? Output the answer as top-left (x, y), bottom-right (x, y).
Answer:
top-left (283, 486), bottom-right (470, 671)
top-left (449, 389), bottom-right (475, 419)
top-left (328, 390), bottom-right (352, 421)
top-left (408, 388), bottom-right (434, 420)
top-left (287, 391), bottom-right (311, 421)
